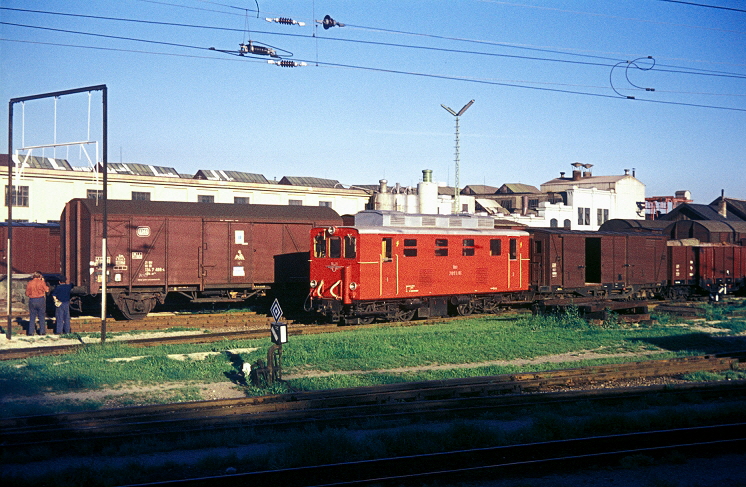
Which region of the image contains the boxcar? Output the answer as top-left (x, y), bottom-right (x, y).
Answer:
top-left (62, 198), bottom-right (342, 319)
top-left (667, 242), bottom-right (746, 298)
top-left (528, 229), bottom-right (668, 300)
top-left (308, 211), bottom-right (531, 324)
top-left (0, 222), bottom-right (61, 275)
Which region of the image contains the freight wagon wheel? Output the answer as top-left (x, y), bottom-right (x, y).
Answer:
top-left (113, 293), bottom-right (157, 320)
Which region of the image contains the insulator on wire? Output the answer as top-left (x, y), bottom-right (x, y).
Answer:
top-left (268, 60), bottom-right (307, 68)
top-left (240, 42), bottom-right (279, 58)
top-left (319, 14), bottom-right (345, 29)
top-left (266, 17), bottom-right (306, 26)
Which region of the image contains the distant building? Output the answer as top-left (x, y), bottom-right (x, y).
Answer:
top-left (1, 154), bottom-right (369, 223)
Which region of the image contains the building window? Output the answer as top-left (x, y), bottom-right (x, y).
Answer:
top-left (490, 239), bottom-right (502, 256)
top-left (461, 203), bottom-right (469, 212)
top-left (198, 195), bottom-right (214, 203)
top-left (529, 199), bottom-right (539, 208)
top-left (132, 191), bottom-right (151, 201)
top-left (597, 208), bottom-right (609, 226)
top-left (289, 199), bottom-right (303, 206)
top-left (578, 207), bottom-right (590, 225)
top-left (87, 189), bottom-right (103, 200)
top-left (5, 185), bottom-right (29, 207)
top-left (234, 197), bottom-right (250, 204)
top-left (435, 238), bottom-right (449, 257)
top-left (550, 218), bottom-right (558, 228)
top-left (563, 219), bottom-right (571, 229)
top-left (319, 201), bottom-right (332, 208)
top-left (462, 238), bottom-right (475, 256)
top-left (403, 239), bottom-right (418, 257)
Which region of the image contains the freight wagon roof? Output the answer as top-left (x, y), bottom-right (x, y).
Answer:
top-left (345, 226), bottom-right (529, 237)
top-left (527, 227), bottom-right (665, 238)
top-left (69, 198), bottom-right (342, 223)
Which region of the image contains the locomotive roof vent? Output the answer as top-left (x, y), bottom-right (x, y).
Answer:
top-left (354, 210), bottom-right (494, 229)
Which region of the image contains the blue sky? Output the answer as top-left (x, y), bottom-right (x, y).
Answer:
top-left (1, 0), bottom-right (744, 203)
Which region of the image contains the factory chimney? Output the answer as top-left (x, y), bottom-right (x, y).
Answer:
top-left (582, 163), bottom-right (593, 178)
top-left (422, 169), bottom-right (433, 183)
top-left (571, 162), bottom-right (583, 181)
top-left (718, 189), bottom-right (727, 218)
top-left (379, 179), bottom-right (388, 193)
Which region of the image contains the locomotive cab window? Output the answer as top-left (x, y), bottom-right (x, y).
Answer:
top-left (509, 238), bottom-right (518, 260)
top-left (344, 235), bottom-right (357, 258)
top-left (314, 234), bottom-right (326, 258)
top-left (329, 236), bottom-right (342, 258)
top-left (462, 239), bottom-right (475, 256)
top-left (490, 239), bottom-right (502, 256)
top-left (382, 238), bottom-right (393, 262)
top-left (435, 239), bottom-right (449, 257)
top-left (403, 239), bottom-right (418, 257)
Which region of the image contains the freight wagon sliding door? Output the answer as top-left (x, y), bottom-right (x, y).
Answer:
top-left (601, 236), bottom-right (627, 286)
top-left (201, 222), bottom-right (230, 287)
top-left (561, 235), bottom-right (586, 288)
top-left (248, 223), bottom-right (285, 285)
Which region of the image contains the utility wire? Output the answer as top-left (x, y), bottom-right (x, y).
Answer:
top-left (2, 36), bottom-right (744, 113)
top-left (2, 8), bottom-right (745, 80)
top-left (657, 0), bottom-right (746, 13)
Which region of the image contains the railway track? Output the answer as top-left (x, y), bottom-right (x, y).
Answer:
top-left (117, 422), bottom-right (746, 487)
top-left (1, 355), bottom-right (741, 450)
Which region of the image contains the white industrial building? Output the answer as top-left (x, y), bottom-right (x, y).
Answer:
top-left (1, 155), bottom-right (371, 223)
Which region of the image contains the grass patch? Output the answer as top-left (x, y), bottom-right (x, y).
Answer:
top-left (2, 308), bottom-right (744, 416)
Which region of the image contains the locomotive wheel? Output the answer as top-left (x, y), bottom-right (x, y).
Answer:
top-left (358, 315), bottom-right (375, 325)
top-left (393, 308), bottom-right (416, 322)
top-left (456, 302), bottom-right (474, 316)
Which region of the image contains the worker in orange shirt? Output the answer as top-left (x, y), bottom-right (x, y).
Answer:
top-left (25, 271), bottom-right (49, 336)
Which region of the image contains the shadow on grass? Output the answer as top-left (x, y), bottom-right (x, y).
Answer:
top-left (635, 332), bottom-right (746, 355)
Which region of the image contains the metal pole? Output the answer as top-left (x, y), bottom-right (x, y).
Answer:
top-left (454, 116), bottom-right (460, 214)
top-left (6, 85), bottom-right (107, 341)
top-left (6, 101), bottom-right (13, 340)
top-left (101, 86), bottom-right (108, 343)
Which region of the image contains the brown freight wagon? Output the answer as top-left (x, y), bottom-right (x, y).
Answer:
top-left (61, 199), bottom-right (342, 319)
top-left (528, 228), bottom-right (668, 300)
top-left (0, 222), bottom-right (61, 275)
top-left (667, 243), bottom-right (746, 298)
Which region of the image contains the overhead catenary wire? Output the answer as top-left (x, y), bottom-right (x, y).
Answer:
top-left (1, 34), bottom-right (744, 113)
top-left (2, 7), bottom-right (745, 78)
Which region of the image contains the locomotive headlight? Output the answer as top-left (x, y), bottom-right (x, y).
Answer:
top-left (349, 282), bottom-right (358, 291)
top-left (310, 280), bottom-right (318, 288)
top-left (327, 226), bottom-right (336, 235)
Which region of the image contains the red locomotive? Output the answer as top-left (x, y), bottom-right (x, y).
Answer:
top-left (308, 211), bottom-right (530, 324)
top-left (308, 211), bottom-right (746, 324)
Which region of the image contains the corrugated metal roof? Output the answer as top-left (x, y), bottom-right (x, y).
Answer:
top-left (279, 176), bottom-right (340, 188)
top-left (107, 163), bottom-right (181, 178)
top-left (12, 155), bottom-right (73, 171)
top-left (497, 183), bottom-right (540, 194)
top-left (462, 185), bottom-right (499, 195)
top-left (194, 169), bottom-right (269, 184)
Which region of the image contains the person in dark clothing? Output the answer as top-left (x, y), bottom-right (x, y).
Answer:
top-left (52, 278), bottom-right (74, 335)
top-left (25, 271), bottom-right (49, 336)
